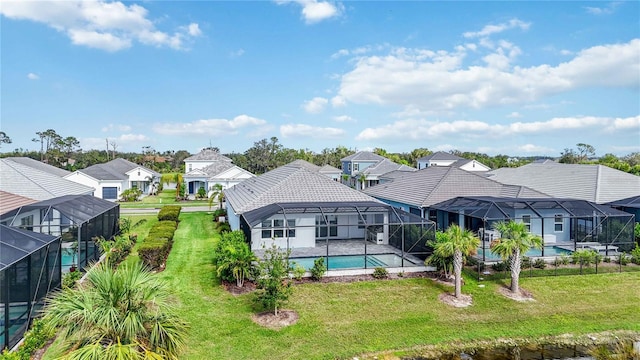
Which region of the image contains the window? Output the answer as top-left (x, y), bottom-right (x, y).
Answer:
top-left (348, 163), bottom-right (351, 172)
top-left (287, 219), bottom-right (296, 237)
top-left (428, 210), bottom-right (437, 222)
top-left (353, 163), bottom-right (359, 171)
top-left (261, 220), bottom-right (271, 239)
top-left (20, 215), bottom-right (33, 231)
top-left (188, 164), bottom-right (192, 172)
top-left (522, 215), bottom-right (531, 232)
top-left (554, 214), bottom-right (563, 232)
top-left (316, 215), bottom-right (338, 238)
top-left (273, 219), bottom-right (284, 238)
top-left (262, 219), bottom-right (295, 238)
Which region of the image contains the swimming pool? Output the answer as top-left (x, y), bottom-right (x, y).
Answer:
top-left (476, 246), bottom-right (573, 262)
top-left (290, 254), bottom-right (418, 270)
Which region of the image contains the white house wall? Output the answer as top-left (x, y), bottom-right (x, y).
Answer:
top-left (513, 209), bottom-right (571, 242)
top-left (458, 161), bottom-right (490, 172)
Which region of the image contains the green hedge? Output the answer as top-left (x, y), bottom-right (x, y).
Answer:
top-left (158, 205), bottom-right (181, 222)
top-left (140, 218), bottom-right (178, 270)
top-left (147, 221), bottom-right (178, 242)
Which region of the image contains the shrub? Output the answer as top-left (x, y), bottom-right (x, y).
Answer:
top-left (559, 254), bottom-right (570, 265)
top-left (618, 254), bottom-right (630, 266)
top-left (603, 256), bottom-right (611, 263)
top-left (157, 205), bottom-right (181, 222)
top-left (95, 235), bottom-right (134, 267)
top-left (119, 217), bottom-right (132, 234)
top-left (120, 188), bottom-right (142, 202)
top-left (213, 231), bottom-right (251, 282)
top-left (62, 269), bottom-right (83, 289)
top-left (253, 244), bottom-right (293, 316)
top-left (372, 267), bottom-right (388, 279)
top-left (197, 186), bottom-right (207, 199)
top-left (291, 263), bottom-right (306, 281)
top-left (310, 257), bottom-right (327, 281)
top-left (491, 261), bottom-right (509, 272)
top-left (0, 319), bottom-right (54, 360)
top-left (572, 249), bottom-right (598, 266)
top-left (214, 221), bottom-right (231, 233)
top-left (630, 244), bottom-right (640, 265)
top-left (138, 240), bottom-right (171, 269)
top-left (520, 256), bottom-right (532, 268)
top-left (532, 258), bottom-right (547, 269)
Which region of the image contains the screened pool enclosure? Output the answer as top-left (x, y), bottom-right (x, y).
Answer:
top-left (238, 201), bottom-right (436, 270)
top-left (430, 196), bottom-right (636, 261)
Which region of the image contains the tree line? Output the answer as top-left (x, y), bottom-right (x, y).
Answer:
top-left (1, 130), bottom-right (639, 176)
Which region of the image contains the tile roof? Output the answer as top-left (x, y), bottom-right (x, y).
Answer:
top-left (0, 191), bottom-right (37, 215)
top-left (487, 162), bottom-right (640, 203)
top-left (363, 166), bottom-right (548, 208)
top-left (318, 164), bottom-right (342, 174)
top-left (341, 151), bottom-right (386, 162)
top-left (225, 163), bottom-right (382, 214)
top-left (361, 158), bottom-right (417, 177)
top-left (287, 159), bottom-right (320, 171)
top-left (184, 149), bottom-right (233, 162)
top-left (2, 157), bottom-right (70, 177)
top-left (188, 161), bottom-right (236, 177)
top-left (79, 158), bottom-right (159, 181)
top-left (0, 159), bottom-right (94, 201)
top-left (417, 151), bottom-right (463, 162)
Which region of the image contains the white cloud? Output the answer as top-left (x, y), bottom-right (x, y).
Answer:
top-left (333, 39), bottom-right (640, 111)
top-left (27, 73), bottom-right (39, 80)
top-left (518, 144), bottom-right (555, 153)
top-left (560, 49), bottom-right (573, 56)
top-left (280, 123), bottom-right (345, 138)
top-left (463, 18), bottom-right (530, 38)
top-left (230, 49), bottom-right (245, 58)
top-left (101, 124), bottom-right (132, 132)
top-left (153, 115), bottom-right (269, 136)
top-left (333, 115), bottom-right (354, 122)
top-left (585, 2), bottom-right (621, 15)
top-left (302, 97), bottom-right (329, 114)
top-left (0, 1), bottom-right (201, 52)
top-left (81, 133), bottom-right (149, 150)
top-left (355, 115), bottom-right (638, 141)
top-left (507, 112), bottom-right (522, 119)
top-left (275, 0), bottom-right (342, 24)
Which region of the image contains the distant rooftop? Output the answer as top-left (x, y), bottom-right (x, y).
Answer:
top-left (341, 151), bottom-right (386, 162)
top-left (417, 151), bottom-right (463, 162)
top-left (184, 149), bottom-right (232, 162)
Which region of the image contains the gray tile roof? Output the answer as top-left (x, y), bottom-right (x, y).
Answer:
top-left (3, 157), bottom-right (70, 177)
top-left (187, 161), bottom-right (236, 178)
top-left (361, 158), bottom-right (417, 177)
top-left (417, 151), bottom-right (463, 162)
top-left (79, 158), bottom-right (159, 181)
top-left (318, 164), bottom-right (342, 174)
top-left (341, 151), bottom-right (386, 162)
top-left (363, 167), bottom-right (548, 208)
top-left (184, 149), bottom-right (232, 162)
top-left (0, 159), bottom-right (94, 201)
top-left (487, 162), bottom-right (640, 203)
top-left (225, 163), bottom-right (383, 214)
top-left (287, 159), bottom-right (320, 171)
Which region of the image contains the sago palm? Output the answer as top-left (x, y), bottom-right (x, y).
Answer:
top-left (432, 224), bottom-right (480, 299)
top-left (490, 220), bottom-right (543, 294)
top-left (43, 261), bottom-right (188, 360)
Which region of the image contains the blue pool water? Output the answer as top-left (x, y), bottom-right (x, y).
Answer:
top-left (290, 254), bottom-right (417, 270)
top-left (476, 246), bottom-right (573, 262)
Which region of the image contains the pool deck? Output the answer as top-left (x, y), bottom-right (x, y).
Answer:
top-left (253, 239), bottom-right (432, 274)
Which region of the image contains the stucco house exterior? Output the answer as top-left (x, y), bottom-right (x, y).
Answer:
top-left (341, 151), bottom-right (415, 190)
top-left (64, 158), bottom-right (160, 201)
top-left (417, 151), bottom-right (490, 171)
top-left (183, 149), bottom-right (254, 196)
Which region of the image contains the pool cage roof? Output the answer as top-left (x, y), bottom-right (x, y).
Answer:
top-left (607, 195), bottom-right (640, 209)
top-left (430, 196), bottom-right (635, 220)
top-left (0, 224), bottom-right (59, 271)
top-left (0, 194), bottom-right (119, 226)
top-left (242, 201), bottom-right (433, 227)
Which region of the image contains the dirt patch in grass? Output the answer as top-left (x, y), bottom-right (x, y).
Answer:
top-left (498, 286), bottom-right (535, 302)
top-left (438, 293), bottom-right (473, 308)
top-left (223, 280), bottom-right (256, 296)
top-left (252, 310), bottom-right (299, 330)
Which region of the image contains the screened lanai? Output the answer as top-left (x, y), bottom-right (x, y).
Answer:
top-left (239, 201), bottom-right (436, 271)
top-left (0, 195), bottom-right (120, 273)
top-left (0, 225), bottom-right (61, 350)
top-left (430, 196), bottom-right (635, 261)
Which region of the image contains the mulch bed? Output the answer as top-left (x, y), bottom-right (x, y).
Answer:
top-left (251, 310), bottom-right (299, 330)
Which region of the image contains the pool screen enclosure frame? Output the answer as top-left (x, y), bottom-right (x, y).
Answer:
top-left (429, 196), bottom-right (636, 262)
top-left (240, 201), bottom-right (436, 268)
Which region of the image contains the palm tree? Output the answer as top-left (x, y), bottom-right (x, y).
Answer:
top-left (216, 243), bottom-right (257, 287)
top-left (43, 261), bottom-right (188, 359)
top-left (208, 183), bottom-right (225, 209)
top-left (490, 220), bottom-right (543, 294)
top-left (432, 224), bottom-right (480, 299)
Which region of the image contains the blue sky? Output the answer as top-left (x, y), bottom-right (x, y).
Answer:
top-left (1, 1), bottom-right (639, 157)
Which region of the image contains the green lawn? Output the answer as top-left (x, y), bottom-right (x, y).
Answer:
top-left (156, 213), bottom-right (640, 360)
top-left (41, 212), bottom-right (640, 359)
top-left (118, 189), bottom-right (210, 208)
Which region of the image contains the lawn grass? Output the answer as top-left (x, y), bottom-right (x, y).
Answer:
top-left (118, 189), bottom-right (210, 208)
top-left (159, 213), bottom-right (640, 360)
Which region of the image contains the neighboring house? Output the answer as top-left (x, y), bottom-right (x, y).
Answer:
top-left (486, 161), bottom-right (640, 204)
top-left (606, 195), bottom-right (640, 224)
top-left (224, 161), bottom-right (431, 252)
top-left (65, 158), bottom-right (160, 201)
top-left (341, 151), bottom-right (415, 190)
top-left (362, 166), bottom-right (548, 221)
top-left (183, 149), bottom-right (233, 173)
top-left (430, 196), bottom-right (635, 256)
top-left (0, 158), bottom-right (94, 201)
top-left (416, 151), bottom-right (490, 171)
top-left (183, 149), bottom-right (254, 196)
top-left (286, 159), bottom-right (343, 181)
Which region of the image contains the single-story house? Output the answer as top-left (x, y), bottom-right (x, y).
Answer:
top-left (417, 151), bottom-right (490, 171)
top-left (224, 161), bottom-right (435, 264)
top-left (0, 158), bottom-right (94, 201)
top-left (363, 166), bottom-right (548, 222)
top-left (65, 158), bottom-right (160, 201)
top-left (486, 161), bottom-right (640, 204)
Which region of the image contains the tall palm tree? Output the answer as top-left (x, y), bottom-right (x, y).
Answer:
top-left (208, 183), bottom-right (225, 209)
top-left (43, 261), bottom-right (188, 359)
top-left (490, 220), bottom-right (543, 294)
top-left (432, 224), bottom-right (480, 299)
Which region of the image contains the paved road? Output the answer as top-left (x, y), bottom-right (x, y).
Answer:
top-left (120, 206), bottom-right (214, 214)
